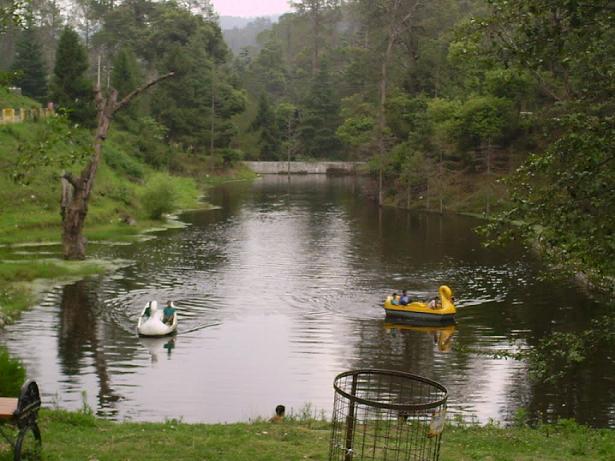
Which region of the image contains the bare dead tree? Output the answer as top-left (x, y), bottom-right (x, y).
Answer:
top-left (61, 72), bottom-right (174, 260)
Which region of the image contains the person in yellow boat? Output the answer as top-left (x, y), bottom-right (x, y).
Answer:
top-left (427, 297), bottom-right (441, 309)
top-left (391, 292), bottom-right (399, 305)
top-left (399, 290), bottom-right (410, 305)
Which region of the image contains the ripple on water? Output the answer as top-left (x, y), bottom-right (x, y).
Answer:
top-left (0, 177), bottom-right (610, 426)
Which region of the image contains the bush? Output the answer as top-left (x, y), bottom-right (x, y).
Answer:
top-left (0, 347), bottom-right (26, 397)
top-left (141, 174), bottom-right (178, 219)
top-left (104, 146), bottom-right (144, 179)
top-left (135, 117), bottom-right (172, 169)
top-left (220, 148), bottom-right (244, 166)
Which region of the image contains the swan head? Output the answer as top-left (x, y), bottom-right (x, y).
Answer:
top-left (150, 300), bottom-right (159, 312)
top-left (438, 285), bottom-right (453, 301)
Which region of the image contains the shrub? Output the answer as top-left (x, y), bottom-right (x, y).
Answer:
top-left (220, 148), bottom-right (244, 166)
top-left (104, 146), bottom-right (144, 179)
top-left (136, 117), bottom-right (172, 169)
top-left (0, 347), bottom-right (26, 396)
top-left (141, 174), bottom-right (178, 219)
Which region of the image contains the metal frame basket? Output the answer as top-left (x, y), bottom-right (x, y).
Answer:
top-left (330, 369), bottom-right (447, 461)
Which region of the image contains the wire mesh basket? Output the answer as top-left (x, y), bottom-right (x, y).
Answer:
top-left (329, 369), bottom-right (448, 461)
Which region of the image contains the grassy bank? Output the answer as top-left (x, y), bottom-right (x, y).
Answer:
top-left (0, 121), bottom-right (205, 245)
top-left (0, 116), bottom-right (255, 327)
top-left (0, 410), bottom-right (613, 461)
top-left (0, 260), bottom-right (108, 326)
top-left (0, 87), bottom-right (41, 108)
top-left (383, 170), bottom-right (511, 216)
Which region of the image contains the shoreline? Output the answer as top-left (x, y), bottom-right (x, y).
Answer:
top-left (381, 200), bottom-right (615, 300)
top-left (0, 174), bottom-right (253, 329)
top-left (5, 409), bottom-right (612, 461)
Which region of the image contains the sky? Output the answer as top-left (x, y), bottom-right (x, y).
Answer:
top-left (211, 0), bottom-right (292, 17)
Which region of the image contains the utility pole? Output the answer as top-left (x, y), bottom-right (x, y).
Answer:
top-left (97, 54), bottom-right (101, 88)
top-left (287, 115), bottom-right (292, 180)
top-left (210, 64), bottom-right (215, 155)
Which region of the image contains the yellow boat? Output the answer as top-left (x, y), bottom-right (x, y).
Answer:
top-left (383, 285), bottom-right (456, 326)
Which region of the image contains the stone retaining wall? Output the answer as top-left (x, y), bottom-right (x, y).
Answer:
top-left (243, 161), bottom-right (366, 175)
top-left (0, 107), bottom-right (54, 124)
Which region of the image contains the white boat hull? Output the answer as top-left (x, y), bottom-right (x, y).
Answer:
top-left (137, 302), bottom-right (177, 337)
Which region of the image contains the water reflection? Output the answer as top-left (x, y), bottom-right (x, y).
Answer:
top-left (139, 337), bottom-right (176, 363)
top-left (58, 281), bottom-right (123, 417)
top-left (384, 323), bottom-right (456, 353)
top-left (0, 176), bottom-right (613, 426)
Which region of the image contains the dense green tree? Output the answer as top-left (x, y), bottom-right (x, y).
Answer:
top-left (49, 26), bottom-right (95, 126)
top-left (276, 101), bottom-right (300, 163)
top-left (95, 1), bottom-right (243, 152)
top-left (291, 0), bottom-right (341, 75)
top-left (247, 36), bottom-right (287, 99)
top-left (476, 0), bottom-right (615, 286)
top-left (11, 26), bottom-right (48, 103)
top-left (151, 41), bottom-right (215, 148)
top-left (336, 95), bottom-right (376, 157)
top-left (298, 63), bottom-right (341, 157)
top-left (251, 92), bottom-right (280, 160)
top-left (110, 46), bottom-right (143, 125)
top-left (111, 47), bottom-right (141, 99)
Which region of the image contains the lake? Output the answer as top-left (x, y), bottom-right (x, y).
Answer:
top-left (1, 176), bottom-right (613, 426)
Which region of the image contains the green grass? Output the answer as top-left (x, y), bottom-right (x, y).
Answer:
top-left (0, 411), bottom-right (612, 461)
top-left (441, 421), bottom-right (615, 461)
top-left (0, 121), bottom-right (205, 246)
top-left (0, 117), bottom-right (255, 327)
top-left (0, 87), bottom-right (40, 108)
top-left (0, 260), bottom-right (105, 283)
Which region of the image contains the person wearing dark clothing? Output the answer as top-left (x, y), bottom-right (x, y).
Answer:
top-left (399, 290), bottom-right (410, 305)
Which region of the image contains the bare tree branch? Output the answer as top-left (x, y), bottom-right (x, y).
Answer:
top-left (61, 171), bottom-right (80, 189)
top-left (114, 72), bottom-right (175, 114)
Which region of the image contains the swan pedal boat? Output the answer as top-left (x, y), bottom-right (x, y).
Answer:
top-left (137, 301), bottom-right (178, 337)
top-left (384, 285), bottom-right (456, 326)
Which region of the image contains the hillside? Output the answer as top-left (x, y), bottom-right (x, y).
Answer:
top-left (0, 119), bottom-right (202, 245)
top-left (0, 87), bottom-right (41, 108)
top-left (222, 17), bottom-right (277, 54)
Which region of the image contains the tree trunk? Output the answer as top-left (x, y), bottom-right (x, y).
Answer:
top-left (376, 0), bottom-right (421, 207)
top-left (377, 30), bottom-right (395, 207)
top-left (60, 72), bottom-right (174, 260)
top-left (406, 182), bottom-right (411, 209)
top-left (312, 7), bottom-right (321, 75)
top-left (210, 65), bottom-right (216, 155)
top-left (61, 176), bottom-right (87, 259)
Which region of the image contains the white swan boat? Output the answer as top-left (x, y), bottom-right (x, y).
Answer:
top-left (137, 301), bottom-right (178, 337)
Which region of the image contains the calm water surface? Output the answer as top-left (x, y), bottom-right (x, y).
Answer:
top-left (1, 176), bottom-right (614, 426)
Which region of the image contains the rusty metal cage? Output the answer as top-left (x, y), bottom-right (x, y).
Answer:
top-left (329, 369), bottom-right (448, 461)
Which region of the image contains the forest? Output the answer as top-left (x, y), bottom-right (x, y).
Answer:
top-left (1, 0), bottom-right (614, 289)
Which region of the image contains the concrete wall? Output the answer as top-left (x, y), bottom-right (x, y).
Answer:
top-left (0, 107), bottom-right (54, 124)
top-left (243, 161), bottom-right (366, 175)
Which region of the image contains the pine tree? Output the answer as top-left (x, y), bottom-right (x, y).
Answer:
top-left (111, 47), bottom-right (142, 124)
top-left (299, 62), bottom-right (341, 157)
top-left (49, 27), bottom-right (95, 126)
top-left (11, 27), bottom-right (48, 103)
top-left (252, 92), bottom-right (281, 160)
